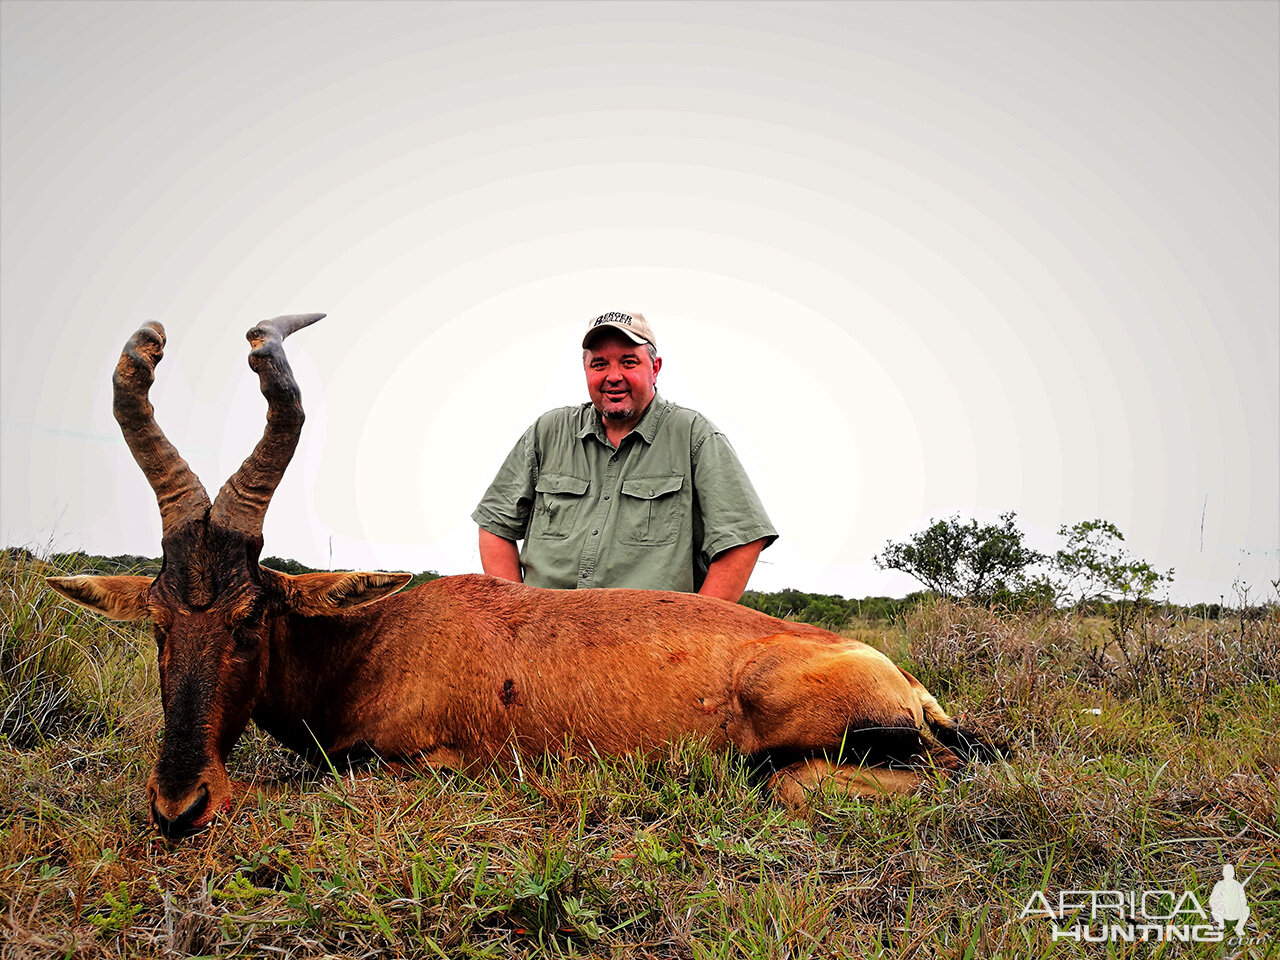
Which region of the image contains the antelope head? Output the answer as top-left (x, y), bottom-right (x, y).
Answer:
top-left (48, 316), bottom-right (409, 837)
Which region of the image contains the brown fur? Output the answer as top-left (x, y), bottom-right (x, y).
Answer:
top-left (55, 561), bottom-right (999, 835)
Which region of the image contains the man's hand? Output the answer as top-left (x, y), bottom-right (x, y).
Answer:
top-left (478, 528), bottom-right (523, 582)
top-left (698, 539), bottom-right (766, 603)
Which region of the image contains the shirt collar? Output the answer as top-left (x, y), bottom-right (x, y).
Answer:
top-left (632, 392), bottom-right (670, 444)
top-left (576, 392), bottom-right (670, 446)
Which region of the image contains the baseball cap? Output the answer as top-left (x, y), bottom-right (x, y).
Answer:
top-left (582, 311), bottom-right (656, 349)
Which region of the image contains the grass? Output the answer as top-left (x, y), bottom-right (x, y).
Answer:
top-left (1, 549), bottom-right (1277, 958)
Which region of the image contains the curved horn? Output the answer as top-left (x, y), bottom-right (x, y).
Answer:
top-left (210, 313), bottom-right (324, 537)
top-left (113, 322), bottom-right (211, 535)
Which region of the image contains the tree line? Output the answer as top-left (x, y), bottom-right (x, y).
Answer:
top-left (9, 512), bottom-right (1272, 633)
top-left (2, 547), bottom-right (442, 592)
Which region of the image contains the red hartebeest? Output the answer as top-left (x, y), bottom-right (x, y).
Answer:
top-left (48, 316), bottom-right (1002, 837)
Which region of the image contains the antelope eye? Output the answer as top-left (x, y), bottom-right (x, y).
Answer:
top-left (232, 627), bottom-right (258, 653)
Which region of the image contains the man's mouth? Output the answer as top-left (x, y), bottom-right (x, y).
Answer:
top-left (603, 390), bottom-right (629, 402)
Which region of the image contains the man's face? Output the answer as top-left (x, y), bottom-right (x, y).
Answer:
top-left (584, 330), bottom-right (661, 426)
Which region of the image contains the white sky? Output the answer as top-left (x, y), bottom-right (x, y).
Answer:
top-left (2, 1), bottom-right (1277, 604)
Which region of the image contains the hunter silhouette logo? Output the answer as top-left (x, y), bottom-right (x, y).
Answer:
top-left (1209, 864), bottom-right (1250, 936)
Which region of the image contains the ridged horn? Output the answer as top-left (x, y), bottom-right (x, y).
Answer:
top-left (209, 314), bottom-right (323, 537)
top-left (113, 322), bottom-right (212, 535)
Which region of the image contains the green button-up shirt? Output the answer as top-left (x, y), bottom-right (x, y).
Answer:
top-left (472, 394), bottom-right (776, 592)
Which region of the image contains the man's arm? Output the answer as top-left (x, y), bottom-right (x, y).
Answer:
top-left (689, 426), bottom-right (777, 601)
top-left (698, 538), bottom-right (766, 602)
top-left (472, 421), bottom-right (538, 580)
top-left (478, 527), bottom-right (523, 582)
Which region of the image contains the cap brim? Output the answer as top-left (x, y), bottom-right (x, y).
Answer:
top-left (583, 323), bottom-right (649, 348)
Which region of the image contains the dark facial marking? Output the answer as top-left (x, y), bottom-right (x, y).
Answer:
top-left (150, 520), bottom-right (272, 797)
top-left (154, 668), bottom-right (218, 794)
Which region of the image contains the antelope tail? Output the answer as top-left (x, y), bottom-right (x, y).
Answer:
top-left (899, 667), bottom-right (1008, 763)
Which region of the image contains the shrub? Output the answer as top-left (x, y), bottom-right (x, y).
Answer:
top-left (874, 513), bottom-right (1043, 604)
top-left (1050, 519), bottom-right (1173, 607)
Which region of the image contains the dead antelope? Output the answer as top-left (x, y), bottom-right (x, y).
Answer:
top-left (48, 316), bottom-right (1003, 838)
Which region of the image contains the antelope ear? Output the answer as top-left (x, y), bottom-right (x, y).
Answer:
top-left (265, 569), bottom-right (412, 616)
top-left (46, 575), bottom-right (152, 620)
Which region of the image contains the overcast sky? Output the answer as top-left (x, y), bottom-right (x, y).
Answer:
top-left (2, 1), bottom-right (1277, 604)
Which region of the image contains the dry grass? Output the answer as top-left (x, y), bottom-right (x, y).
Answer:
top-left (1, 554), bottom-right (1277, 958)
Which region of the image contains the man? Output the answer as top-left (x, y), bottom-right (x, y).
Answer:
top-left (473, 310), bottom-right (775, 601)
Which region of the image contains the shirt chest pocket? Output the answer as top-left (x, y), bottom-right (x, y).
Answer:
top-left (617, 475), bottom-right (684, 546)
top-left (531, 474), bottom-right (590, 540)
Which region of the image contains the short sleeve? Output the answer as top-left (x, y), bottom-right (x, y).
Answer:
top-left (472, 424), bottom-right (538, 541)
top-left (691, 431), bottom-right (778, 562)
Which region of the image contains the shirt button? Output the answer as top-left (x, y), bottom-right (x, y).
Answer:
top-left (592, 530), bottom-right (599, 536)
top-left (604, 495), bottom-right (610, 501)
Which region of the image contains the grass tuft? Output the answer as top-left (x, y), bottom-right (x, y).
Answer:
top-left (1, 549), bottom-right (154, 749)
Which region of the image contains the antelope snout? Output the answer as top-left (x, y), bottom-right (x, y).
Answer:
top-left (147, 766), bottom-right (232, 839)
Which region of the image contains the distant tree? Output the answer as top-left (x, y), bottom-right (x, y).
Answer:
top-left (259, 556), bottom-right (439, 591)
top-left (406, 570), bottom-right (441, 590)
top-left (260, 556), bottom-right (320, 576)
top-left (797, 595), bottom-right (851, 628)
top-left (739, 588), bottom-right (858, 628)
top-left (102, 553), bottom-right (161, 575)
top-left (741, 588), bottom-right (811, 620)
top-left (874, 512), bottom-right (1043, 604)
top-left (1050, 519), bottom-right (1173, 607)
top-left (853, 594), bottom-right (922, 623)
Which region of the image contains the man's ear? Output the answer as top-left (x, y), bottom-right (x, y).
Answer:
top-left (263, 569), bottom-right (413, 616)
top-left (46, 575), bottom-right (152, 620)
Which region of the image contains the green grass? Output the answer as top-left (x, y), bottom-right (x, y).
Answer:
top-left (1, 551), bottom-right (1277, 957)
